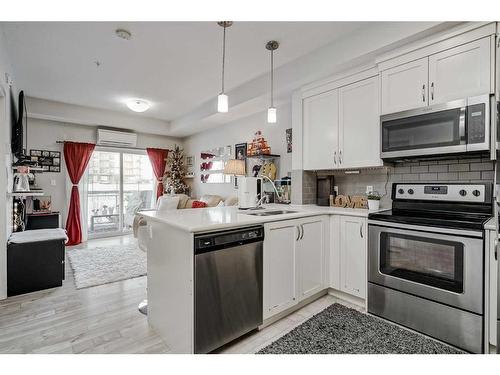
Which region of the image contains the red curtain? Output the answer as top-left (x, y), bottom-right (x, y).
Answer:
top-left (146, 148), bottom-right (169, 199)
top-left (64, 141), bottom-right (95, 246)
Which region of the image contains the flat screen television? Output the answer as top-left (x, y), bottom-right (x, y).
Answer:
top-left (11, 90), bottom-right (25, 158)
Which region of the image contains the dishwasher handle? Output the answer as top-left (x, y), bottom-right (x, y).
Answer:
top-left (194, 226), bottom-right (264, 254)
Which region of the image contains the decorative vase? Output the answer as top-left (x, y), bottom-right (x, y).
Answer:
top-left (367, 199), bottom-right (380, 211)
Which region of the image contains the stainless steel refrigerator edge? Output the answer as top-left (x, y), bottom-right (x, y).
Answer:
top-left (496, 24), bottom-right (500, 355)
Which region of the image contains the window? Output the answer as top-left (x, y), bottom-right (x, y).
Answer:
top-left (86, 150), bottom-right (155, 237)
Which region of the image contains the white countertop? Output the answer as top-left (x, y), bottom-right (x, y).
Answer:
top-left (139, 204), bottom-right (388, 233)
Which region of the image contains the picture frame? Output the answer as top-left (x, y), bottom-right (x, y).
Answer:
top-left (42, 150), bottom-right (50, 157)
top-left (49, 151), bottom-right (60, 158)
top-left (286, 128), bottom-right (292, 153)
top-left (30, 149), bottom-right (42, 157)
top-left (29, 149), bottom-right (62, 172)
top-left (49, 166), bottom-right (60, 172)
top-left (235, 143), bottom-right (247, 160)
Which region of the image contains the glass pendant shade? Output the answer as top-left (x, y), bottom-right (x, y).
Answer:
top-left (218, 93), bottom-right (228, 113)
top-left (267, 107), bottom-right (277, 123)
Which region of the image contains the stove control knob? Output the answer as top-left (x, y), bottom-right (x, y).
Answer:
top-left (459, 189), bottom-right (467, 196)
top-left (398, 188), bottom-right (404, 194)
top-left (472, 190), bottom-right (481, 197)
top-left (407, 189), bottom-right (414, 195)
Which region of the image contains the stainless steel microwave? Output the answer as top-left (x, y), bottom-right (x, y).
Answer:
top-left (380, 95), bottom-right (490, 159)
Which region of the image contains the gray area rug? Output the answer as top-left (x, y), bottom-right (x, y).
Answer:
top-left (67, 243), bottom-right (146, 289)
top-left (258, 303), bottom-right (464, 354)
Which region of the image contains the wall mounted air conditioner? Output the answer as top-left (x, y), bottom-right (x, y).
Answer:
top-left (97, 129), bottom-right (138, 148)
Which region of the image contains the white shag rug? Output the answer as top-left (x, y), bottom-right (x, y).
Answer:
top-left (67, 243), bottom-right (146, 289)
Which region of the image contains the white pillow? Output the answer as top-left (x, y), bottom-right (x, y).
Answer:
top-left (157, 195), bottom-right (180, 211)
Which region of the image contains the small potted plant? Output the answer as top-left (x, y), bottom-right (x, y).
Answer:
top-left (367, 191), bottom-right (381, 211)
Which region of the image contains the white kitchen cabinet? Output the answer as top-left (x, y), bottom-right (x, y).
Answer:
top-left (302, 89), bottom-right (339, 170)
top-left (339, 76), bottom-right (382, 169)
top-left (381, 57), bottom-right (428, 114)
top-left (339, 216), bottom-right (367, 299)
top-left (381, 37), bottom-right (492, 115)
top-left (263, 216), bottom-right (328, 319)
top-left (263, 220), bottom-right (298, 320)
top-left (296, 216), bottom-right (328, 301)
top-left (428, 37), bottom-right (491, 105)
top-left (488, 229), bottom-right (497, 346)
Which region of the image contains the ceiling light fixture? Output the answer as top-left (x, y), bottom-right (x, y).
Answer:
top-left (266, 40), bottom-right (279, 124)
top-left (126, 99), bottom-right (151, 113)
top-left (217, 21), bottom-right (233, 113)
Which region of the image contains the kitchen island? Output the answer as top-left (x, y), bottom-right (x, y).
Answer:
top-left (140, 204), bottom-right (381, 353)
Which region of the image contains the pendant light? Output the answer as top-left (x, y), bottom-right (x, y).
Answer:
top-left (217, 21), bottom-right (232, 113)
top-left (266, 40), bottom-right (279, 124)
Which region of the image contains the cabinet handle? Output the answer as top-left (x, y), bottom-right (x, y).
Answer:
top-left (339, 150), bottom-right (342, 164)
top-left (422, 84), bottom-right (426, 102)
top-left (333, 151), bottom-right (337, 165)
top-left (296, 226), bottom-right (301, 241)
top-left (431, 82), bottom-right (434, 101)
top-left (495, 240), bottom-right (498, 261)
top-left (300, 224), bottom-right (305, 240)
top-left (359, 223), bottom-right (363, 238)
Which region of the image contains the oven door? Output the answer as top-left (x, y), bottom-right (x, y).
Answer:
top-left (368, 222), bottom-right (484, 314)
top-left (381, 99), bottom-right (467, 159)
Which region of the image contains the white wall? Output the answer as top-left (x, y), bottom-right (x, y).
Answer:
top-left (0, 27), bottom-right (17, 300)
top-left (26, 118), bottom-right (182, 226)
top-left (184, 101), bottom-right (292, 198)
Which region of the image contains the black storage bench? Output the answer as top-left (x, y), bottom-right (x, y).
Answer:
top-left (7, 228), bottom-right (68, 297)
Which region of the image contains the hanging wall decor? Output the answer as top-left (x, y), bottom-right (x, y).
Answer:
top-left (286, 128), bottom-right (292, 153)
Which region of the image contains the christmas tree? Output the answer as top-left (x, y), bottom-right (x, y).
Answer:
top-left (165, 145), bottom-right (190, 195)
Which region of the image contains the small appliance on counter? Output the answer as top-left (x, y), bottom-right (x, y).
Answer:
top-left (316, 175), bottom-right (334, 206)
top-left (13, 166), bottom-right (31, 192)
top-left (236, 176), bottom-right (263, 209)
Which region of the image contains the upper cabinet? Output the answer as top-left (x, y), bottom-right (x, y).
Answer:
top-left (339, 76), bottom-right (382, 169)
top-left (381, 37), bottom-right (492, 115)
top-left (302, 75), bottom-right (381, 170)
top-left (302, 89), bottom-right (339, 170)
top-left (381, 57), bottom-right (428, 114)
top-left (428, 37), bottom-right (491, 105)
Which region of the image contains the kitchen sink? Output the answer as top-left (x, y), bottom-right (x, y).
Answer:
top-left (242, 210), bottom-right (297, 216)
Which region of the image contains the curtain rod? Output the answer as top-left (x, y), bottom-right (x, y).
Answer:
top-left (55, 141), bottom-right (172, 152)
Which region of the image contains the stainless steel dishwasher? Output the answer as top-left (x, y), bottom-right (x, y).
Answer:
top-left (194, 226), bottom-right (263, 354)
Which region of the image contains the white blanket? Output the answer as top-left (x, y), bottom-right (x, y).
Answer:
top-left (8, 228), bottom-right (68, 244)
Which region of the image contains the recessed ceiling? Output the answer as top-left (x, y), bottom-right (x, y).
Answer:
top-left (1, 22), bottom-right (366, 122)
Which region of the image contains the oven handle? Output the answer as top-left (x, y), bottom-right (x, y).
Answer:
top-left (367, 219), bottom-right (484, 239)
top-left (459, 106), bottom-right (466, 144)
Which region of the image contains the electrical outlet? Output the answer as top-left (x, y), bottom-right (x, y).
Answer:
top-left (50, 179), bottom-right (56, 186)
top-left (333, 185), bottom-right (339, 194)
top-left (366, 185), bottom-right (373, 194)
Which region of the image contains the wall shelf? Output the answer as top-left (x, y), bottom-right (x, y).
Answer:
top-left (246, 154), bottom-right (280, 160)
top-left (8, 191), bottom-right (45, 197)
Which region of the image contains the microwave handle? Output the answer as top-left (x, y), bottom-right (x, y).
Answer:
top-left (459, 107), bottom-right (466, 143)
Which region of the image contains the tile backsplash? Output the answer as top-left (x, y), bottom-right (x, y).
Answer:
top-left (308, 156), bottom-right (495, 208)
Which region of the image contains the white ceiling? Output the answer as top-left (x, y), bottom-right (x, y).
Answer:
top-left (2, 22), bottom-right (366, 122)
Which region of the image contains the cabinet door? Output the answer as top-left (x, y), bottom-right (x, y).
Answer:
top-left (339, 76), bottom-right (382, 169)
top-left (302, 89), bottom-right (339, 170)
top-left (429, 37), bottom-right (491, 105)
top-left (340, 216), bottom-right (367, 299)
top-left (263, 221), bottom-right (298, 320)
top-left (297, 216), bottom-right (327, 301)
top-left (489, 230), bottom-right (497, 346)
top-left (381, 57), bottom-right (428, 114)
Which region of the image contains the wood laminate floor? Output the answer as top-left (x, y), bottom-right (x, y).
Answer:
top-left (0, 235), bottom-right (347, 354)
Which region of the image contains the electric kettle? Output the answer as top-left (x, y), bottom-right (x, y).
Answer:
top-left (13, 166), bottom-right (31, 192)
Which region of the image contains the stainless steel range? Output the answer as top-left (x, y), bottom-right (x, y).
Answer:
top-left (368, 183), bottom-right (493, 353)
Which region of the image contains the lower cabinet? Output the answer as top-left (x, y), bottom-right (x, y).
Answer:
top-left (263, 216), bottom-right (328, 320)
top-left (488, 229), bottom-right (497, 346)
top-left (330, 215), bottom-right (367, 299)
